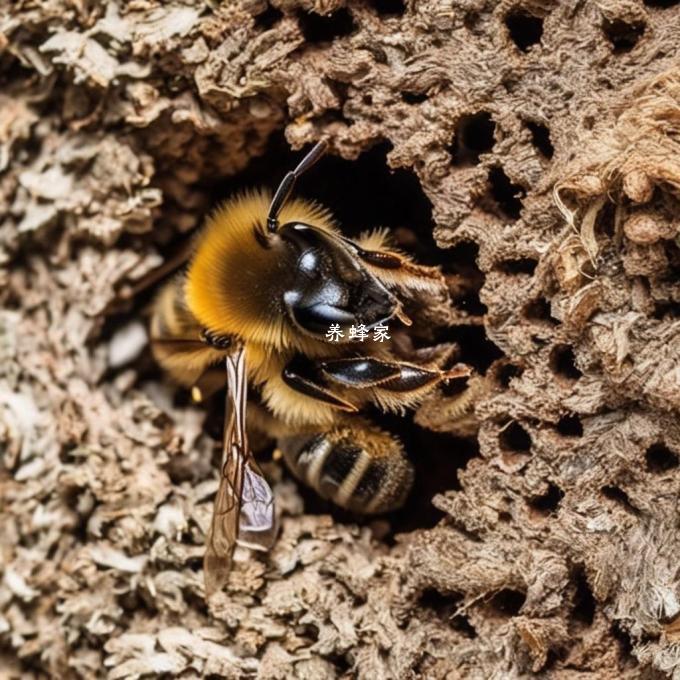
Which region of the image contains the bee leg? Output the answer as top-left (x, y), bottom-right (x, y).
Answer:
top-left (281, 364), bottom-right (358, 412)
top-left (344, 241), bottom-right (404, 269)
top-left (320, 356), bottom-right (401, 387)
top-left (341, 232), bottom-right (447, 294)
top-left (278, 420), bottom-right (413, 514)
top-left (321, 356), bottom-right (469, 392)
top-left (200, 328), bottom-right (234, 350)
top-left (379, 362), bottom-right (469, 393)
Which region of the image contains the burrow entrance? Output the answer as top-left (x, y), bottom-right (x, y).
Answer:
top-left (118, 131), bottom-right (503, 536)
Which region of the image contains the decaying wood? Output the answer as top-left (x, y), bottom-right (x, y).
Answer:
top-left (1, 0), bottom-right (679, 678)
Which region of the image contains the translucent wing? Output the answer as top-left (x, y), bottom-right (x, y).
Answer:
top-left (203, 346), bottom-right (277, 596)
top-left (238, 457), bottom-right (278, 551)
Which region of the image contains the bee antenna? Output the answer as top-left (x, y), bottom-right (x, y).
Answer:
top-left (267, 140), bottom-right (328, 233)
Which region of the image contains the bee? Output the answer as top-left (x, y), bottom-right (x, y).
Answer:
top-left (150, 141), bottom-right (469, 594)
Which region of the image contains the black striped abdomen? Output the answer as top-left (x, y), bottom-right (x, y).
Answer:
top-left (279, 423), bottom-right (413, 514)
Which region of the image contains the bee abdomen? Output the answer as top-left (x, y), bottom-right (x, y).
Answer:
top-left (279, 424), bottom-right (413, 514)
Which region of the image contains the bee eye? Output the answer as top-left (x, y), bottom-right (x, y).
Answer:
top-left (298, 250), bottom-right (321, 279)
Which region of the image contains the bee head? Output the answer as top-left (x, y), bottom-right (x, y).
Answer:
top-left (258, 141), bottom-right (401, 342)
top-left (278, 222), bottom-right (398, 341)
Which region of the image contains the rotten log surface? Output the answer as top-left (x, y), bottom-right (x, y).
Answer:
top-left (1, 1), bottom-right (680, 678)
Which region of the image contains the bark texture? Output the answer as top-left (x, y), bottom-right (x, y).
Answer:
top-left (1, 0), bottom-right (680, 678)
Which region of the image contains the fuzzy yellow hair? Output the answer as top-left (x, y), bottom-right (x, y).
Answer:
top-left (185, 191), bottom-right (337, 352)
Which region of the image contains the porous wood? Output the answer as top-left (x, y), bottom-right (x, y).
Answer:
top-left (1, 1), bottom-right (679, 678)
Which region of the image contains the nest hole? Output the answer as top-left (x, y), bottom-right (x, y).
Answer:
top-left (58, 487), bottom-right (91, 543)
top-left (556, 414), bottom-right (583, 437)
top-left (440, 240), bottom-right (482, 276)
top-left (440, 325), bottom-right (504, 375)
top-left (498, 258), bottom-right (538, 275)
top-left (654, 300), bottom-right (680, 319)
top-left (527, 482), bottom-right (564, 516)
top-left (371, 0), bottom-right (406, 16)
top-left (601, 485), bottom-right (640, 515)
top-left (665, 239), bottom-right (680, 274)
top-left (0, 53), bottom-right (39, 91)
top-left (117, 588), bottom-right (160, 617)
top-left (499, 421), bottom-right (532, 452)
top-left (594, 203), bottom-right (617, 239)
top-left (136, 131), bottom-right (494, 543)
top-left (389, 428), bottom-right (480, 535)
top-left (525, 120), bottom-right (554, 159)
top-left (504, 10), bottom-right (544, 52)
top-left (440, 241), bottom-right (487, 315)
top-left (572, 566), bottom-right (596, 626)
top-left (297, 7), bottom-right (355, 43)
top-left (524, 297), bottom-right (559, 324)
top-left (645, 443), bottom-right (679, 473)
top-left (496, 362), bottom-right (524, 388)
top-left (294, 623), bottom-right (320, 643)
top-left (327, 653), bottom-right (352, 675)
top-left (549, 344), bottom-right (582, 381)
top-left (611, 621), bottom-right (635, 659)
top-left (255, 4), bottom-right (284, 29)
top-left (401, 91), bottom-right (428, 104)
top-left (455, 292), bottom-right (487, 317)
top-left (602, 18), bottom-right (645, 53)
top-left (464, 11), bottom-right (482, 32)
top-left (450, 112), bottom-right (496, 166)
top-left (419, 589), bottom-right (477, 637)
top-left (486, 167), bottom-right (525, 221)
top-left (487, 588), bottom-right (526, 617)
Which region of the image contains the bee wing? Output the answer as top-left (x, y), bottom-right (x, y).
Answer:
top-left (203, 347), bottom-right (276, 596)
top-left (238, 457), bottom-right (277, 551)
